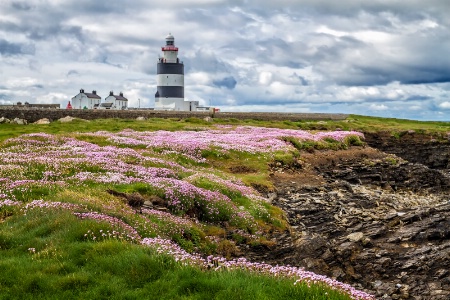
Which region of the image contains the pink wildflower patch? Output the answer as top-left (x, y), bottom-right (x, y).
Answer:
top-left (141, 237), bottom-right (374, 300)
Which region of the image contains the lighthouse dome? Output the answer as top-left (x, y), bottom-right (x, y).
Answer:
top-left (165, 33), bottom-right (175, 46)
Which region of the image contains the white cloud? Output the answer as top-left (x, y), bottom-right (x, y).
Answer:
top-left (369, 103), bottom-right (388, 111)
top-left (439, 101), bottom-right (450, 109)
top-left (258, 72), bottom-right (273, 85)
top-left (0, 0), bottom-right (450, 120)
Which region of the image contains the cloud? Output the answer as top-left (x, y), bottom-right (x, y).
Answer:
top-left (0, 39), bottom-right (21, 55)
top-left (66, 70), bottom-right (80, 77)
top-left (0, 0), bottom-right (450, 120)
top-left (0, 39), bottom-right (34, 55)
top-left (213, 76), bottom-right (237, 89)
top-left (369, 103), bottom-right (388, 111)
top-left (439, 101), bottom-right (450, 109)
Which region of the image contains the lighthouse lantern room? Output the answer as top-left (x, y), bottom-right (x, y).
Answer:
top-left (154, 34), bottom-right (187, 110)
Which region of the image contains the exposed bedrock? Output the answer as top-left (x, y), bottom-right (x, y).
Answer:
top-left (247, 147), bottom-right (450, 299)
top-left (364, 131), bottom-right (450, 170)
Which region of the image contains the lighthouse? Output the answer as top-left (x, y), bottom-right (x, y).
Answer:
top-left (154, 33), bottom-right (185, 110)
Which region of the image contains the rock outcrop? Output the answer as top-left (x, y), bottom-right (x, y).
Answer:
top-left (364, 131), bottom-right (450, 170)
top-left (248, 145), bottom-right (450, 300)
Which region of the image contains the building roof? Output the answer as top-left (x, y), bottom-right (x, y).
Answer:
top-left (107, 91), bottom-right (128, 101)
top-left (78, 89), bottom-right (101, 99)
top-left (84, 93), bottom-right (101, 99)
top-left (112, 95), bottom-right (128, 101)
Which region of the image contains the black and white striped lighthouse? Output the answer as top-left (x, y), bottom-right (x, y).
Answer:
top-left (154, 33), bottom-right (184, 110)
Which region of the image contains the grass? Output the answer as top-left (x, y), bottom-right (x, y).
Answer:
top-left (1, 114), bottom-right (449, 143)
top-left (0, 210), bottom-right (350, 300)
top-left (0, 116), bottom-right (391, 299)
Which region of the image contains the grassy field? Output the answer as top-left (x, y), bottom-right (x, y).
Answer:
top-left (0, 208), bottom-right (348, 300)
top-left (1, 114), bottom-right (449, 143)
top-left (3, 114), bottom-right (435, 299)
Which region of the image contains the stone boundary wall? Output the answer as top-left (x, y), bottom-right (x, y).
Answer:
top-left (0, 108), bottom-right (349, 123)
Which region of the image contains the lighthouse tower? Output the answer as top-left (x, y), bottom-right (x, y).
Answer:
top-left (154, 34), bottom-right (185, 110)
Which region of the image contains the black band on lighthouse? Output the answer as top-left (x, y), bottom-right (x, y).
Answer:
top-left (156, 86), bottom-right (184, 98)
top-left (157, 63), bottom-right (184, 75)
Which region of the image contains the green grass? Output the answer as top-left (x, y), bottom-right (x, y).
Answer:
top-left (0, 210), bottom-right (350, 300)
top-left (1, 114), bottom-right (449, 143)
top-left (1, 115), bottom-right (417, 299)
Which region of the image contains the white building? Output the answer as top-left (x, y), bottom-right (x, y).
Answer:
top-left (71, 89), bottom-right (101, 109)
top-left (100, 91), bottom-right (128, 110)
top-left (154, 34), bottom-right (200, 111)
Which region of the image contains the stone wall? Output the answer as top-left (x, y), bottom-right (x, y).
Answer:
top-left (0, 108), bottom-right (348, 123)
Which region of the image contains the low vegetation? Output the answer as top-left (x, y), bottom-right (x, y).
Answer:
top-left (1, 114), bottom-right (449, 143)
top-left (0, 116), bottom-right (399, 299)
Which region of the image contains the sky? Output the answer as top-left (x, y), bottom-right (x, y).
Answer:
top-left (1, 0), bottom-right (450, 121)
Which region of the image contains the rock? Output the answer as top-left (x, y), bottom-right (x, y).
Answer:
top-left (12, 118), bottom-right (27, 125)
top-left (331, 267), bottom-right (346, 279)
top-left (136, 116), bottom-right (146, 121)
top-left (34, 118), bottom-right (51, 124)
top-left (0, 117), bottom-right (10, 123)
top-left (59, 116), bottom-right (76, 123)
top-left (435, 269), bottom-right (448, 278)
top-left (266, 146), bottom-right (450, 299)
top-left (203, 116), bottom-right (213, 122)
top-left (364, 131), bottom-right (450, 170)
top-left (347, 232), bottom-right (364, 242)
top-left (266, 192), bottom-right (277, 203)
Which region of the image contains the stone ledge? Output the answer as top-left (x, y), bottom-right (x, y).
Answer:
top-left (0, 108), bottom-right (349, 123)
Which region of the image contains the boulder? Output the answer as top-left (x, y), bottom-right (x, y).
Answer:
top-left (12, 118), bottom-right (27, 125)
top-left (136, 116), bottom-right (146, 121)
top-left (59, 116), bottom-right (76, 123)
top-left (34, 118), bottom-right (51, 125)
top-left (347, 232), bottom-right (364, 242)
top-left (0, 117), bottom-right (11, 124)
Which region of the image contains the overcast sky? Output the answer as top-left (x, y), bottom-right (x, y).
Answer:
top-left (1, 0), bottom-right (450, 120)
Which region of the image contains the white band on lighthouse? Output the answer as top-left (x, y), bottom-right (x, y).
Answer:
top-left (157, 74), bottom-right (184, 87)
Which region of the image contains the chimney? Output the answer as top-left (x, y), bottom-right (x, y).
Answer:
top-left (110, 91), bottom-right (113, 96)
top-left (120, 92), bottom-right (123, 97)
top-left (80, 89), bottom-right (84, 93)
top-left (93, 90), bottom-right (97, 95)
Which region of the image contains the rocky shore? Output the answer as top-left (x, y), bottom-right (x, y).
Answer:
top-left (247, 133), bottom-right (450, 299)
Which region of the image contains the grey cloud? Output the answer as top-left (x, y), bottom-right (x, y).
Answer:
top-left (337, 54), bottom-right (450, 87)
top-left (185, 49), bottom-right (231, 73)
top-left (0, 39), bottom-right (34, 55)
top-left (27, 25), bottom-right (84, 42)
top-left (66, 70), bottom-right (79, 77)
top-left (405, 95), bottom-right (433, 101)
top-left (213, 76), bottom-right (237, 89)
top-left (254, 39), bottom-right (306, 68)
top-left (0, 20), bottom-right (22, 32)
top-left (11, 1), bottom-right (31, 11)
top-left (0, 39), bottom-right (21, 55)
top-left (250, 1), bottom-right (450, 17)
top-left (291, 74), bottom-right (308, 86)
top-left (185, 6), bottom-right (257, 30)
top-left (64, 1), bottom-right (127, 14)
top-left (1, 0), bottom-right (450, 120)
